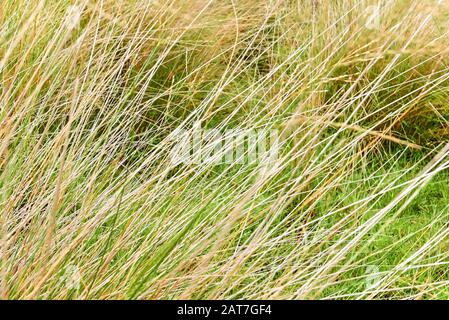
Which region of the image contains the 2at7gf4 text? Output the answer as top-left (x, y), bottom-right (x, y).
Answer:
top-left (221, 304), bottom-right (272, 316)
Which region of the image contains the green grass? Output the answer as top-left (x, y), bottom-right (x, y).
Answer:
top-left (1, 0), bottom-right (449, 299)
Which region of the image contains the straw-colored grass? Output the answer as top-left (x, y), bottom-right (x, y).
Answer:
top-left (1, 0), bottom-right (449, 299)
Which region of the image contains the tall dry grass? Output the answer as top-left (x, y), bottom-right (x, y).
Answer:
top-left (1, 0), bottom-right (449, 299)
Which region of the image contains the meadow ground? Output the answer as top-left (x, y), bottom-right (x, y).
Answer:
top-left (1, 0), bottom-right (449, 299)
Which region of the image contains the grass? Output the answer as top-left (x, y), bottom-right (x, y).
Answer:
top-left (1, 0), bottom-right (449, 299)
